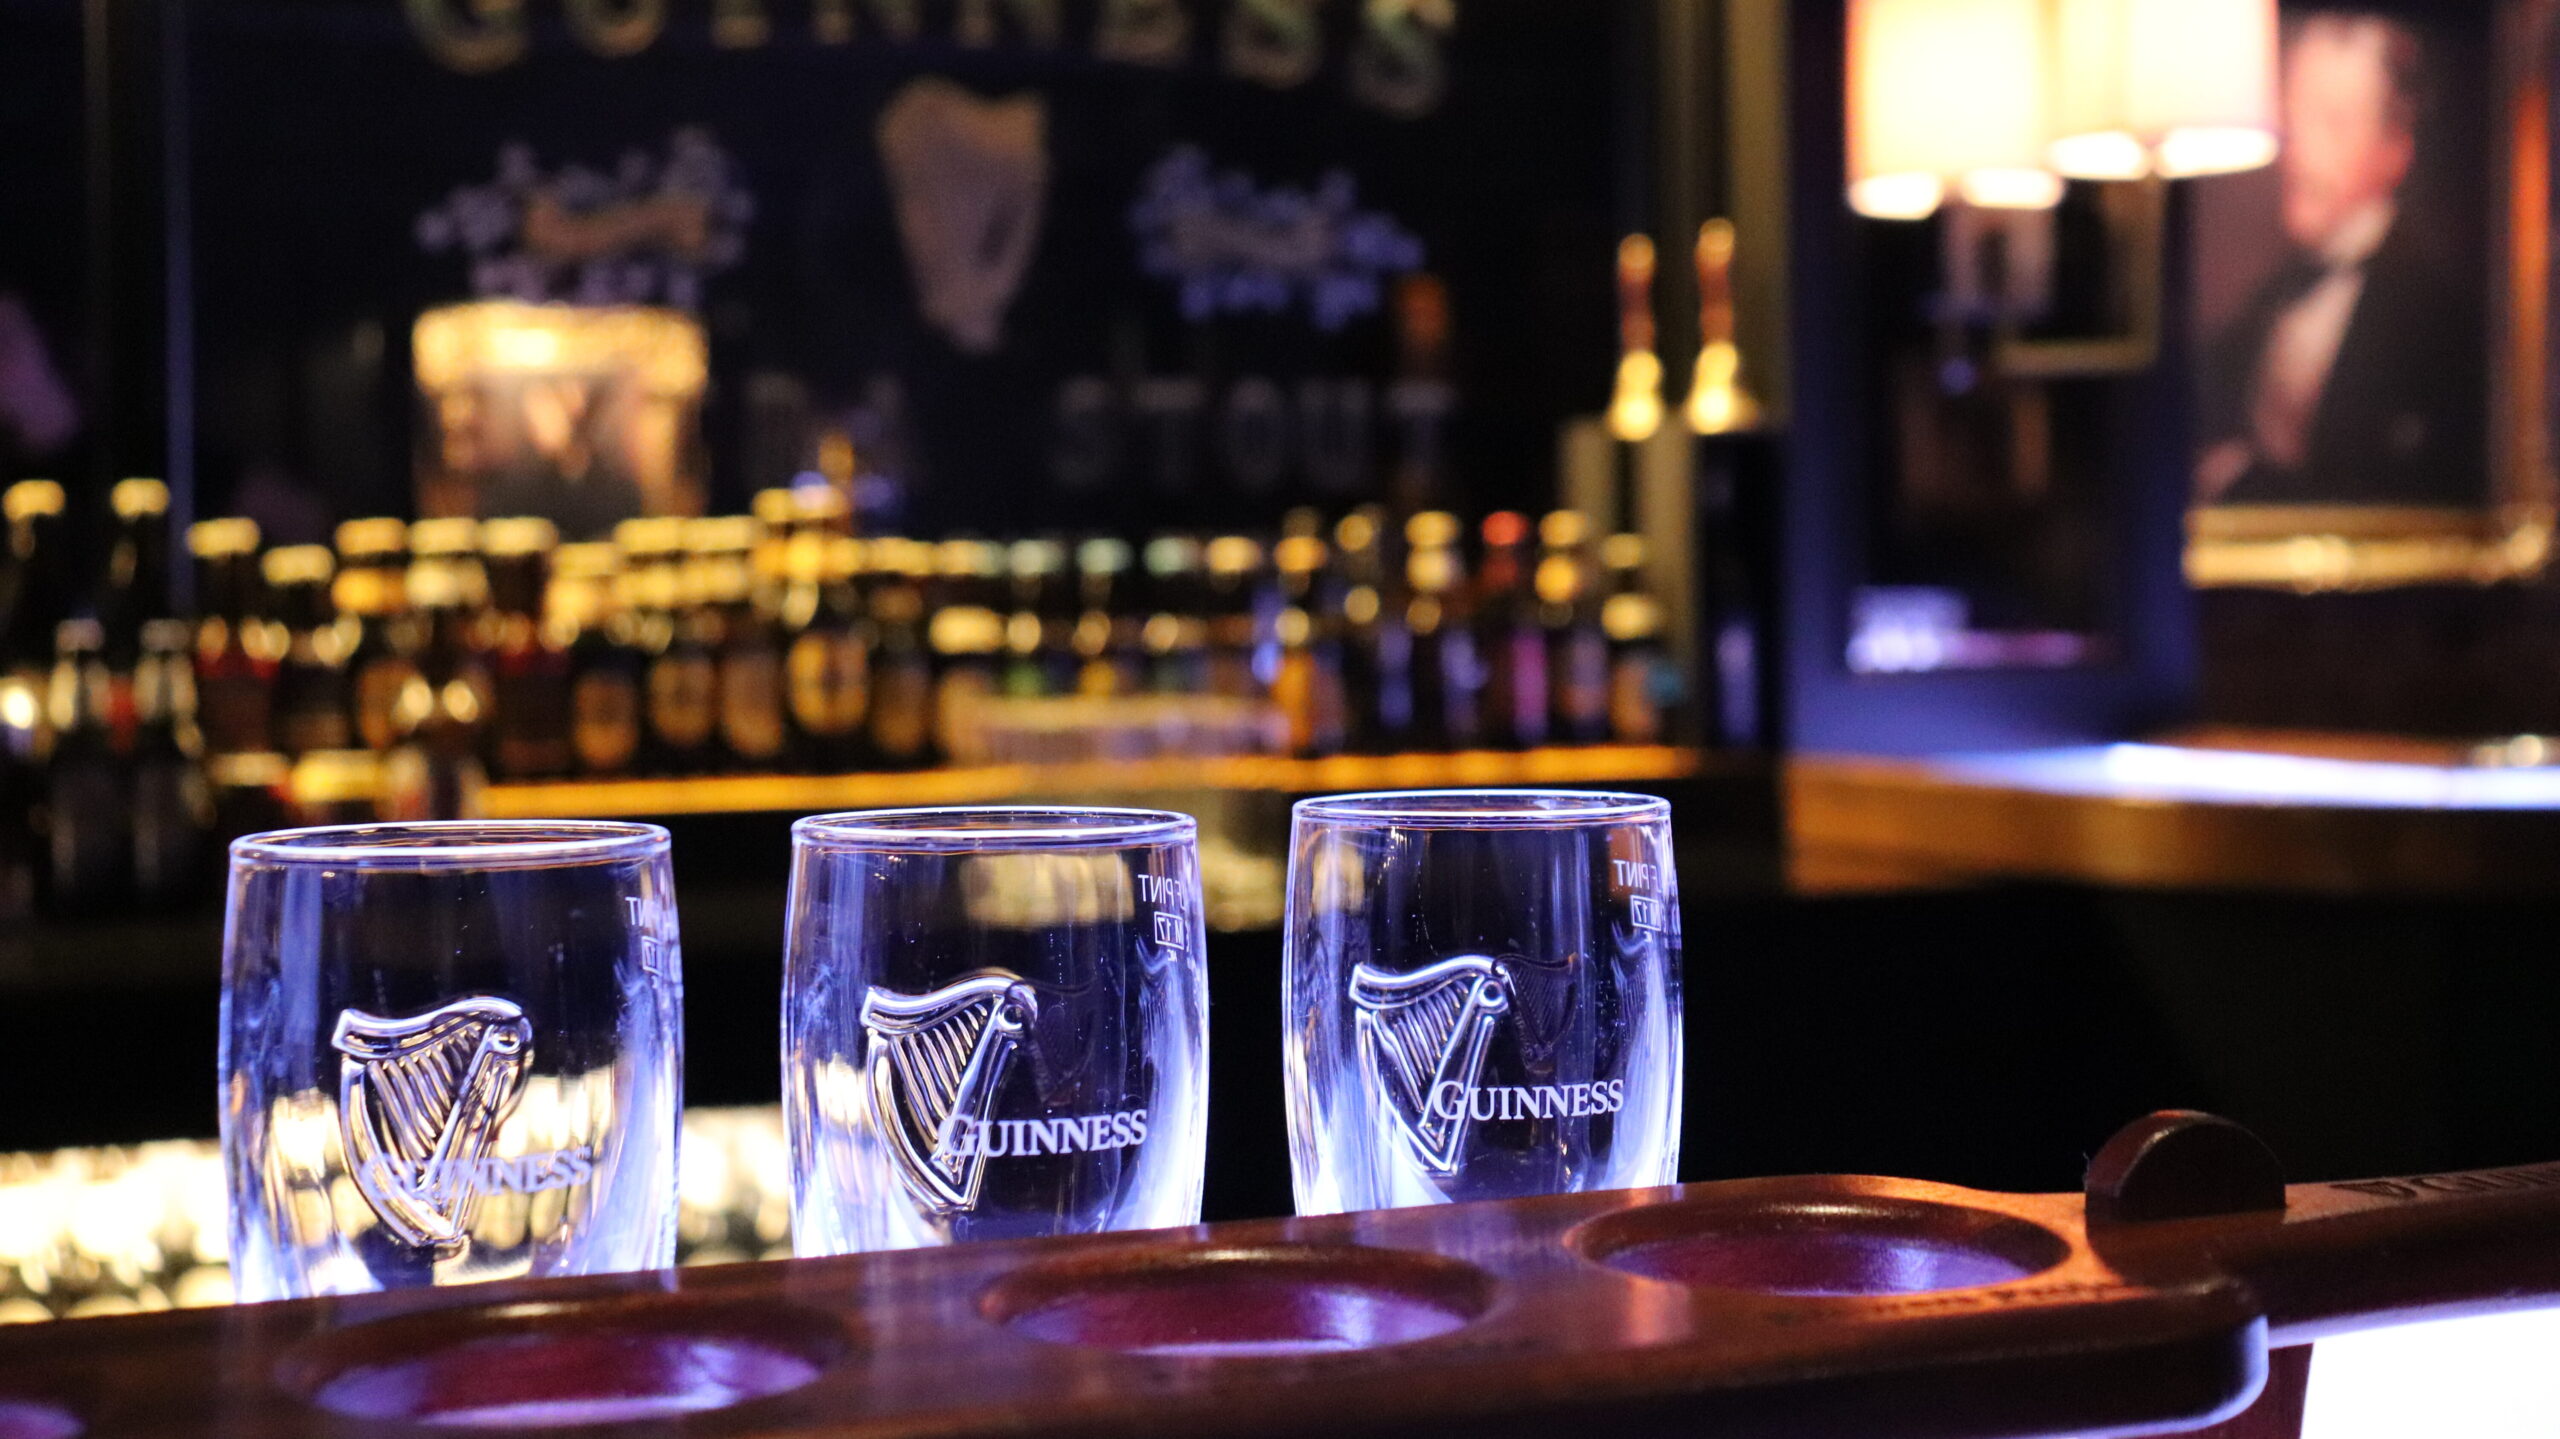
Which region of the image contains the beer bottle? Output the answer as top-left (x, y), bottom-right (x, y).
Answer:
top-left (1538, 511), bottom-right (1611, 745)
top-left (335, 518), bottom-right (417, 754)
top-left (865, 538), bottom-right (937, 769)
top-left (1335, 508), bottom-right (1413, 752)
top-left (264, 545), bottom-right (353, 756)
top-left (100, 478), bottom-right (173, 677)
top-left (751, 488), bottom-right (799, 626)
top-left (784, 533), bottom-right (870, 771)
top-left (1139, 536), bottom-right (1210, 696)
top-left (1001, 539), bottom-right (1072, 698)
top-left (1403, 512), bottom-right (1480, 750)
top-left (551, 543), bottom-right (645, 777)
top-left (1271, 531), bottom-right (1348, 757)
top-left (44, 619), bottom-right (128, 910)
top-left (928, 539), bottom-right (1005, 766)
top-left (623, 519), bottom-right (716, 774)
top-left (1475, 511), bottom-right (1548, 750)
top-left (484, 518), bottom-right (572, 779)
top-left (382, 555), bottom-right (491, 819)
top-left (187, 518), bottom-right (276, 758)
top-left (130, 617), bottom-right (212, 907)
top-left (0, 480), bottom-right (68, 755)
top-left (1203, 536), bottom-right (1271, 701)
top-left (1070, 538), bottom-right (1141, 698)
top-left (679, 517), bottom-right (776, 772)
top-left (1600, 534), bottom-right (1676, 745)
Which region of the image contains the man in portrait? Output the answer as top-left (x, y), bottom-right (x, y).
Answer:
top-left (2196, 12), bottom-right (2484, 508)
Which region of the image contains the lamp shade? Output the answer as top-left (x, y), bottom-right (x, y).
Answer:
top-left (1849, 0), bottom-right (2063, 218)
top-left (2052, 0), bottom-right (2279, 180)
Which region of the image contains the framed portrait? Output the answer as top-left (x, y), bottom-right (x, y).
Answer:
top-left (2186, 0), bottom-right (2555, 590)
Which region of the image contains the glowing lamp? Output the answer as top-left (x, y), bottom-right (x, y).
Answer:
top-left (1848, 0), bottom-right (2063, 219)
top-left (2051, 0), bottom-right (2279, 180)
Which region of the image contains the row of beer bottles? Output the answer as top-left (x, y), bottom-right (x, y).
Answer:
top-left (173, 493), bottom-right (1680, 782)
top-left (0, 479), bottom-right (214, 918)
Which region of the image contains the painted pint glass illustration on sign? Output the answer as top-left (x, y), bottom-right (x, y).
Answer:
top-left (786, 808), bottom-right (1207, 1254)
top-left (1287, 791), bottom-right (1682, 1215)
top-left (220, 822), bottom-right (684, 1300)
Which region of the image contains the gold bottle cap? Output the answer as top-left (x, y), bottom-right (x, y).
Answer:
top-left (334, 517), bottom-right (409, 561)
top-left (1077, 537), bottom-right (1133, 576)
top-left (686, 515), bottom-right (760, 554)
top-left (110, 477), bottom-right (169, 519)
top-left (1274, 534), bottom-right (1328, 574)
top-left (937, 539), bottom-right (1004, 578)
top-left (1206, 536), bottom-right (1265, 576)
top-left (409, 517), bottom-right (481, 557)
top-left (1144, 535), bottom-right (1202, 576)
top-left (1540, 510), bottom-right (1591, 549)
top-left (482, 516), bottom-right (561, 557)
top-left (1404, 511), bottom-right (1461, 549)
top-left (1008, 538), bottom-right (1066, 577)
top-left (1408, 547), bottom-right (1458, 595)
top-left (825, 535), bottom-right (864, 579)
top-left (1601, 532), bottom-right (1647, 571)
top-left (552, 542), bottom-right (622, 580)
top-left (188, 516), bottom-right (262, 557)
top-left (1333, 512), bottom-right (1377, 554)
top-left (262, 545), bottom-right (336, 587)
top-left (3, 479), bottom-right (64, 521)
top-left (614, 516), bottom-right (685, 557)
top-left (405, 557), bottom-right (474, 609)
top-left (751, 488), bottom-right (798, 527)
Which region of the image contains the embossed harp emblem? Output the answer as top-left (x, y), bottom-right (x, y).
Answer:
top-left (863, 975), bottom-right (1039, 1215)
top-left (333, 997), bottom-right (534, 1252)
top-left (1351, 956), bottom-right (1512, 1177)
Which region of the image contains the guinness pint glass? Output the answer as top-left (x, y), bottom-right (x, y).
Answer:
top-left (1284, 791), bottom-right (1682, 1213)
top-left (784, 808), bottom-right (1209, 1253)
top-left (220, 822), bottom-right (683, 1300)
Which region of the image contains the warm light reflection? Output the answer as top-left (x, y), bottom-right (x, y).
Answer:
top-left (1948, 744), bottom-right (2560, 810)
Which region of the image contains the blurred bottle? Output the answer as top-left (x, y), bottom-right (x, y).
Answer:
top-left (691, 517), bottom-right (786, 772)
top-left (1404, 511), bottom-right (1479, 750)
top-left (1335, 508), bottom-right (1412, 753)
top-left (188, 518), bottom-right (276, 758)
top-left (1203, 536), bottom-right (1270, 701)
top-left (1140, 536), bottom-right (1209, 696)
top-left (0, 481), bottom-right (68, 756)
top-left (1475, 511), bottom-right (1548, 750)
top-left (784, 533), bottom-right (870, 771)
top-left (551, 542), bottom-right (644, 777)
top-left (1538, 511), bottom-right (1610, 745)
top-left (334, 518), bottom-right (416, 754)
top-left (1002, 539), bottom-right (1075, 698)
top-left (1271, 528), bottom-right (1347, 757)
top-left (265, 545), bottom-right (352, 756)
top-left (1072, 537), bottom-right (1142, 697)
top-left (1600, 533), bottom-right (1675, 745)
top-left (484, 518), bottom-right (571, 779)
top-left (619, 518), bottom-right (715, 774)
top-left (381, 555), bottom-right (490, 819)
top-left (44, 619), bottom-right (127, 911)
top-left (99, 478), bottom-right (173, 679)
top-left (865, 538), bottom-right (937, 769)
top-left (928, 539), bottom-right (1005, 766)
top-left (129, 617), bottom-right (212, 908)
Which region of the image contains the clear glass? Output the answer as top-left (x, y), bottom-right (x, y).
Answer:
top-left (785, 807), bottom-right (1209, 1254)
top-left (219, 822), bottom-right (683, 1300)
top-left (1284, 790), bottom-right (1682, 1214)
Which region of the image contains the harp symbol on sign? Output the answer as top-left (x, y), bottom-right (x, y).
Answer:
top-left (1351, 956), bottom-right (1512, 1178)
top-left (863, 974), bottom-right (1040, 1215)
top-left (333, 997), bottom-right (535, 1253)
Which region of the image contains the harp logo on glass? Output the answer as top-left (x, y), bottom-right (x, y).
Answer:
top-left (862, 973), bottom-right (1152, 1217)
top-left (333, 997), bottom-right (592, 1252)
